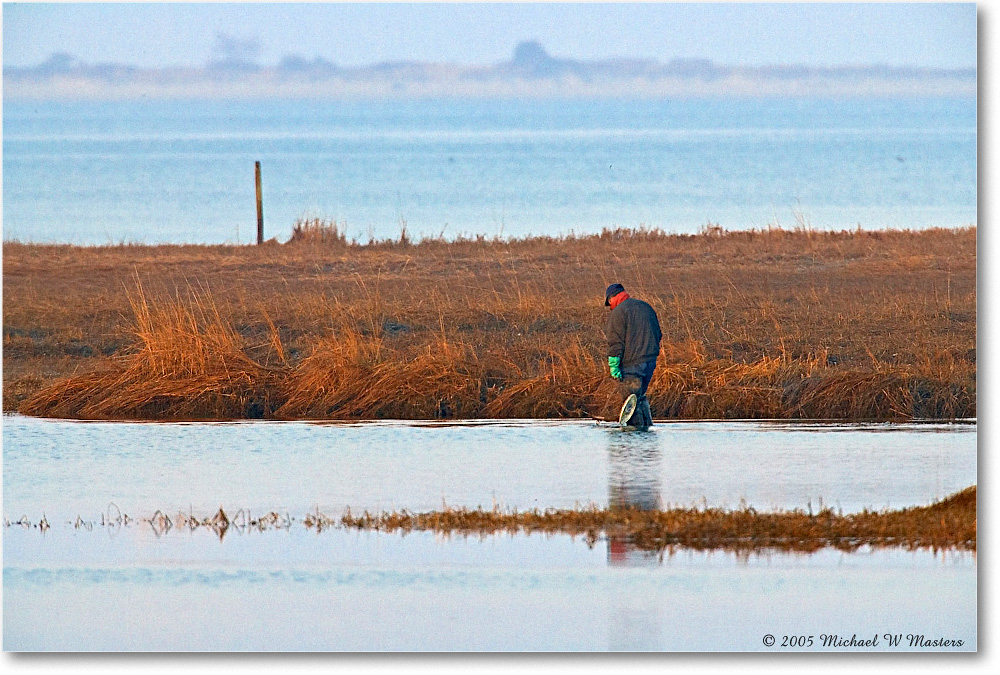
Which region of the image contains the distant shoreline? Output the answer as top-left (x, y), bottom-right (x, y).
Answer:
top-left (4, 42), bottom-right (976, 101)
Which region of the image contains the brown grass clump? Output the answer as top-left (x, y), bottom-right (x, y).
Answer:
top-left (278, 329), bottom-right (489, 419)
top-left (20, 283), bottom-right (286, 420)
top-left (480, 342), bottom-right (613, 418)
top-left (637, 351), bottom-right (974, 421)
top-left (339, 486), bottom-right (977, 553)
top-left (287, 217), bottom-right (349, 247)
top-left (781, 371), bottom-right (974, 420)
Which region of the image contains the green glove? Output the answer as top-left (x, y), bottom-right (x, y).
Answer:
top-left (608, 356), bottom-right (622, 380)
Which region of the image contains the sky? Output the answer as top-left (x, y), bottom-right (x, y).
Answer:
top-left (1, 2), bottom-right (979, 71)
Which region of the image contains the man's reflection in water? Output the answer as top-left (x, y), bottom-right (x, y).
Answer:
top-left (606, 428), bottom-right (665, 651)
top-left (607, 429), bottom-right (662, 567)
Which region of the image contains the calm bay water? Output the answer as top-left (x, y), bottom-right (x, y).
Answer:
top-left (2, 416), bottom-right (977, 651)
top-left (2, 97), bottom-right (977, 245)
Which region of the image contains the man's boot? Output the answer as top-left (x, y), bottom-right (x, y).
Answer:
top-left (638, 396), bottom-right (653, 428)
top-left (623, 395), bottom-right (650, 430)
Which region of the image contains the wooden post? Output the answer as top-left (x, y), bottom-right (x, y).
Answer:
top-left (255, 161), bottom-right (264, 244)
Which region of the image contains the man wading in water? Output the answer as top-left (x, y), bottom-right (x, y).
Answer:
top-left (604, 283), bottom-right (662, 428)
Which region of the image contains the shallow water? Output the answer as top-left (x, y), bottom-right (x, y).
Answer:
top-left (2, 415), bottom-right (977, 651)
top-left (2, 98), bottom-right (977, 244)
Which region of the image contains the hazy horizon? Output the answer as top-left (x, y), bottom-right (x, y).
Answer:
top-left (3, 40), bottom-right (980, 76)
top-left (3, 3), bottom-right (978, 71)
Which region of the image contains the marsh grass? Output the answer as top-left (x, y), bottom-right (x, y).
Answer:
top-left (20, 282), bottom-right (286, 420)
top-left (7, 226), bottom-right (976, 420)
top-left (19, 286), bottom-right (972, 421)
top-left (337, 485), bottom-right (976, 553)
top-left (12, 486), bottom-right (974, 554)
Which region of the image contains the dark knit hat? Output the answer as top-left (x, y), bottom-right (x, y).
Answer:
top-left (604, 283), bottom-right (626, 306)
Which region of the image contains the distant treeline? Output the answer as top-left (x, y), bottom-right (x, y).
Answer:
top-left (4, 41), bottom-right (977, 100)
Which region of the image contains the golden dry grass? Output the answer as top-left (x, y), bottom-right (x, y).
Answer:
top-left (4, 226), bottom-right (976, 420)
top-left (19, 282), bottom-right (285, 419)
top-left (20, 486), bottom-right (973, 554)
top-left (336, 485), bottom-right (978, 553)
